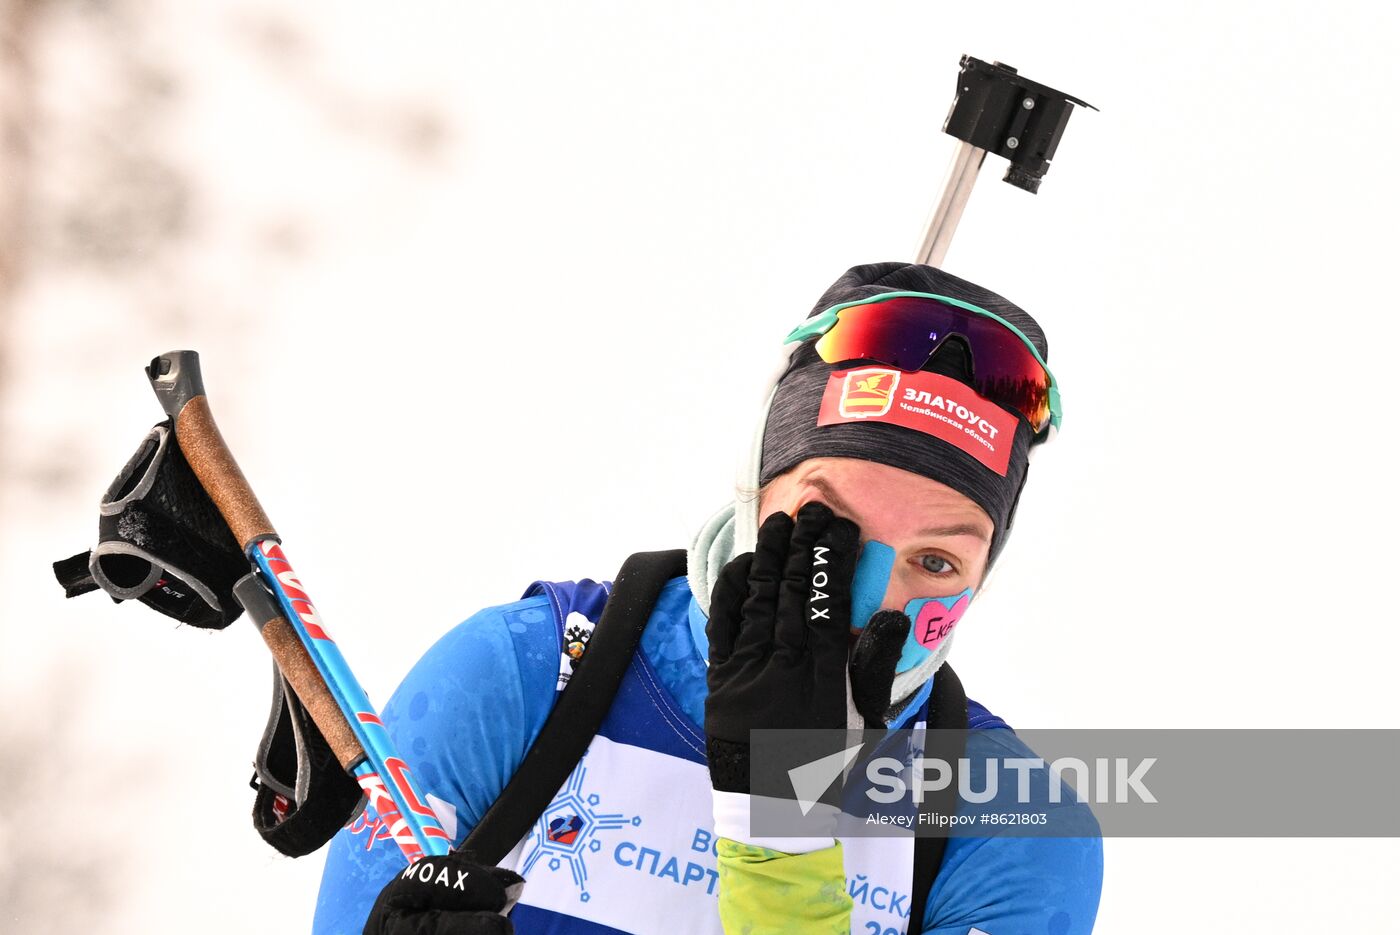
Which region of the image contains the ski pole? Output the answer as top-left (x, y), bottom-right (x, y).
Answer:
top-left (146, 350), bottom-right (451, 862)
top-left (916, 56), bottom-right (1096, 266)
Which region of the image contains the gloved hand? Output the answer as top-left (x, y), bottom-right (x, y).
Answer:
top-left (363, 851), bottom-right (524, 935)
top-left (848, 608), bottom-right (910, 730)
top-left (705, 501), bottom-right (909, 794)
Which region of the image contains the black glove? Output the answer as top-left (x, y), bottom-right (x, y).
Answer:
top-left (363, 851), bottom-right (524, 935)
top-left (848, 609), bottom-right (910, 730)
top-left (704, 502), bottom-right (859, 793)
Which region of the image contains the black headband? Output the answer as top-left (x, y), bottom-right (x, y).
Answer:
top-left (758, 262), bottom-right (1049, 567)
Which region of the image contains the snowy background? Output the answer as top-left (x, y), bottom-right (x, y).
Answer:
top-left (2, 1), bottom-right (1397, 931)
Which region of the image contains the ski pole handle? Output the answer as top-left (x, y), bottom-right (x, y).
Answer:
top-left (147, 351), bottom-right (277, 547)
top-left (146, 350), bottom-right (451, 862)
top-left (235, 575), bottom-right (365, 770)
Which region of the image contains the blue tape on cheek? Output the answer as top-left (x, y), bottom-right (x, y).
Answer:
top-left (850, 541), bottom-right (896, 630)
top-left (896, 628), bottom-right (933, 671)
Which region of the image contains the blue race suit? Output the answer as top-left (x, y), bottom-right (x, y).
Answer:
top-left (313, 576), bottom-right (1102, 934)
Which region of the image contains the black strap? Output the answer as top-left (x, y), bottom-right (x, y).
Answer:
top-left (907, 662), bottom-right (969, 932)
top-left (459, 549), bottom-right (687, 865)
top-left (249, 666), bottom-right (366, 857)
top-left (54, 551), bottom-right (101, 598)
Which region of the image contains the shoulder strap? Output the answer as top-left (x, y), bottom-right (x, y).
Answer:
top-left (907, 662), bottom-right (969, 933)
top-left (459, 549), bottom-right (687, 865)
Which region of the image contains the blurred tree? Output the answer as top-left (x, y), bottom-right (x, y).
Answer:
top-left (1, 2), bottom-right (453, 930)
top-left (0, 0), bottom-right (38, 391)
top-left (2, 0), bottom-right (195, 497)
top-left (1, 1), bottom-right (188, 928)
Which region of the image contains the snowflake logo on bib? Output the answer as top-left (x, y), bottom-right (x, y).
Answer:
top-left (520, 761), bottom-right (641, 903)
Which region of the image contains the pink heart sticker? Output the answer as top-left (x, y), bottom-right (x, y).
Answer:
top-left (912, 593), bottom-right (972, 652)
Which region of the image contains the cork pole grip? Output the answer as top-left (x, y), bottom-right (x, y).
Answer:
top-left (259, 613), bottom-right (365, 770)
top-left (174, 395), bottom-right (277, 549)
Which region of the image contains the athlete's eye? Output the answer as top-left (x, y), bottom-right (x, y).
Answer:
top-left (918, 554), bottom-right (956, 576)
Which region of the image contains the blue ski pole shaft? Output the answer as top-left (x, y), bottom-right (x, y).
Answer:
top-left (233, 553), bottom-right (451, 863)
top-left (146, 350), bottom-right (450, 862)
top-left (252, 540), bottom-right (451, 858)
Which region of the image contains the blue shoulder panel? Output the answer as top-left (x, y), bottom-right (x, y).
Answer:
top-left (967, 698), bottom-right (1008, 730)
top-left (923, 728), bottom-right (1103, 934)
top-left (597, 578), bottom-right (709, 764)
top-left (313, 594), bottom-right (563, 935)
top-left (636, 578), bottom-right (708, 728)
top-left (524, 578), bottom-right (612, 632)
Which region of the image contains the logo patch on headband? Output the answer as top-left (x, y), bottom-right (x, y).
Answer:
top-left (818, 369), bottom-right (1017, 476)
top-left (834, 367), bottom-right (901, 419)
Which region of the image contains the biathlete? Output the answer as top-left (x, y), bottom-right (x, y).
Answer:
top-left (314, 262), bottom-right (1104, 935)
